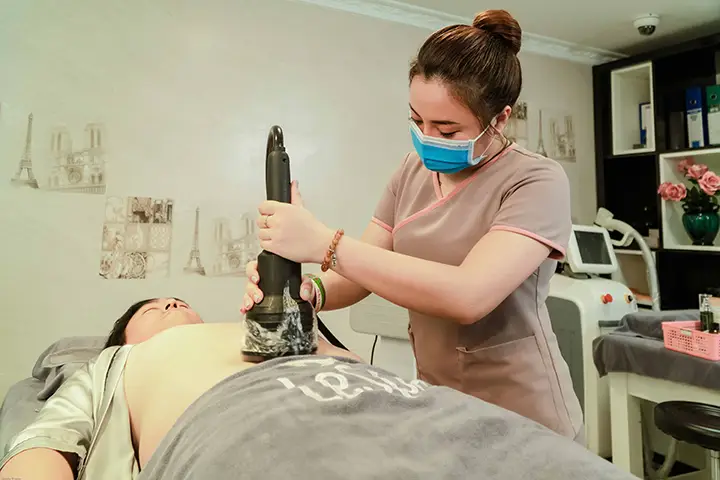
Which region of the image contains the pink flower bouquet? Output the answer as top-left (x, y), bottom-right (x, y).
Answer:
top-left (659, 157), bottom-right (720, 214)
top-left (660, 157), bottom-right (720, 246)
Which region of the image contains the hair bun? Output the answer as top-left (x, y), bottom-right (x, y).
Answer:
top-left (472, 9), bottom-right (522, 55)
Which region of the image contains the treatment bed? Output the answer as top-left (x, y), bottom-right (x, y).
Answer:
top-left (0, 336), bottom-right (106, 454)
top-left (2, 334), bottom-right (636, 479)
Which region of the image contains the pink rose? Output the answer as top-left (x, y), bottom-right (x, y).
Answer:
top-left (678, 157), bottom-right (696, 173)
top-left (657, 182), bottom-right (672, 198)
top-left (699, 171), bottom-right (720, 196)
top-left (658, 182), bottom-right (686, 201)
top-left (687, 163), bottom-right (709, 180)
top-left (665, 183), bottom-right (687, 201)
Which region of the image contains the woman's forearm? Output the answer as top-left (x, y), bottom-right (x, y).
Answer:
top-left (320, 270), bottom-right (371, 311)
top-left (330, 235), bottom-right (470, 322)
top-left (317, 221), bottom-right (392, 312)
top-left (328, 230), bottom-right (551, 324)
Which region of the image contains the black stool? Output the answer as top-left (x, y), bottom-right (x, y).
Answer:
top-left (654, 401), bottom-right (720, 479)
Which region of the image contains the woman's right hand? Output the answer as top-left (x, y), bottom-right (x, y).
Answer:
top-left (241, 260), bottom-right (317, 314)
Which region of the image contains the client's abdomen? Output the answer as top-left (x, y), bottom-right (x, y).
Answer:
top-left (123, 323), bottom-right (255, 468)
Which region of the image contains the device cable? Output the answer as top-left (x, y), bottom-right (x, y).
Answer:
top-left (317, 316), bottom-right (348, 351)
top-left (369, 335), bottom-right (379, 365)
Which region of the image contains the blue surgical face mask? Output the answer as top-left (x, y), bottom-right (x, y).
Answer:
top-left (410, 119), bottom-right (496, 174)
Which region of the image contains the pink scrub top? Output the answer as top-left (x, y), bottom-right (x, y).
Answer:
top-left (372, 145), bottom-right (583, 440)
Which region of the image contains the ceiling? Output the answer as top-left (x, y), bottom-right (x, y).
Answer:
top-left (398, 0), bottom-right (720, 54)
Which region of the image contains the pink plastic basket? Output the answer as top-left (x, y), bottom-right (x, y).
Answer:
top-left (662, 321), bottom-right (720, 361)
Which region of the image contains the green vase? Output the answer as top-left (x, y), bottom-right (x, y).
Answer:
top-left (682, 209), bottom-right (720, 246)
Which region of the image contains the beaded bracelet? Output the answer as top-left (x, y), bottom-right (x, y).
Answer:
top-left (305, 274), bottom-right (326, 312)
top-left (321, 229), bottom-right (344, 272)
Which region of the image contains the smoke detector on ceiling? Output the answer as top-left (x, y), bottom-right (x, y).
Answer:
top-left (634, 14), bottom-right (660, 36)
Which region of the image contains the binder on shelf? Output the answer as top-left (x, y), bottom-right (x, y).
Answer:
top-left (639, 102), bottom-right (652, 147)
top-left (668, 111), bottom-right (686, 151)
top-left (686, 87), bottom-right (706, 148)
top-left (707, 85), bottom-right (720, 146)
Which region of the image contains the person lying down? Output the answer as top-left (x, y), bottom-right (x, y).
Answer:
top-left (0, 298), bottom-right (634, 479)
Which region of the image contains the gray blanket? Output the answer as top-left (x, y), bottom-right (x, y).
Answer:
top-left (139, 356), bottom-right (633, 479)
top-left (593, 309), bottom-right (720, 390)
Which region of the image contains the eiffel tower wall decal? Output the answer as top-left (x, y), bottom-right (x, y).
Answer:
top-left (99, 196), bottom-right (174, 280)
top-left (10, 113), bottom-right (39, 188)
top-left (206, 212), bottom-right (261, 277)
top-left (535, 109), bottom-right (548, 158)
top-left (184, 207), bottom-right (206, 275)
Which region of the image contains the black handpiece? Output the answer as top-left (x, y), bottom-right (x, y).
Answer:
top-left (242, 126), bottom-right (317, 358)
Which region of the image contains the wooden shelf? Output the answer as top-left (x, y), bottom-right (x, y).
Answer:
top-left (610, 62), bottom-right (655, 155)
top-left (658, 145), bottom-right (720, 155)
top-left (606, 151), bottom-right (657, 160)
top-left (659, 146), bottom-right (720, 160)
top-left (663, 245), bottom-right (720, 252)
top-left (659, 147), bottom-right (720, 251)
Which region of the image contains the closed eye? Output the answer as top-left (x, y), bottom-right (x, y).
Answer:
top-left (439, 131), bottom-right (459, 138)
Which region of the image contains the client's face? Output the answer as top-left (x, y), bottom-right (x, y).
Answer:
top-left (125, 298), bottom-right (204, 344)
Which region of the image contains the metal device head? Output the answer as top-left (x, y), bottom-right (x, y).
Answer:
top-left (241, 126), bottom-right (318, 359)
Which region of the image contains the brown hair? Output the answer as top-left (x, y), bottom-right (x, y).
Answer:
top-left (409, 9), bottom-right (523, 127)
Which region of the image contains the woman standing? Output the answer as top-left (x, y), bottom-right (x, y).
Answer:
top-left (242, 9), bottom-right (583, 441)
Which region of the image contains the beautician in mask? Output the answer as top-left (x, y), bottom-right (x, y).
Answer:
top-left (243, 9), bottom-right (583, 441)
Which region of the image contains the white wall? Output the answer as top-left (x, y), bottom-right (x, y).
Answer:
top-left (518, 53), bottom-right (596, 223)
top-left (0, 0), bottom-right (596, 399)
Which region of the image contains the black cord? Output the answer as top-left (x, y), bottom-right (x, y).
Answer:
top-left (317, 316), bottom-right (348, 351)
top-left (369, 335), bottom-right (379, 365)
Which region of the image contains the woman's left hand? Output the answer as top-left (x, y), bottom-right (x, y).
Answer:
top-left (256, 181), bottom-right (334, 264)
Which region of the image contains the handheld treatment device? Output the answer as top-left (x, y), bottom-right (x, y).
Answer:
top-left (242, 125), bottom-right (318, 358)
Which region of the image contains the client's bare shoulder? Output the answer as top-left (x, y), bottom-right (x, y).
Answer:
top-left (128, 323), bottom-right (245, 366)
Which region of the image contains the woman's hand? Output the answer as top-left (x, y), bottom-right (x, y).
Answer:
top-left (241, 259), bottom-right (316, 314)
top-left (256, 181), bottom-right (334, 264)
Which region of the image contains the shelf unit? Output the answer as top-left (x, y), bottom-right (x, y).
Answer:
top-left (594, 33), bottom-right (720, 310)
top-left (659, 147), bottom-right (720, 251)
top-left (610, 62), bottom-right (655, 155)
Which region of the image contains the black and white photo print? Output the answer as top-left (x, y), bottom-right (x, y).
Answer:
top-left (100, 196), bottom-right (174, 279)
top-left (208, 213), bottom-right (260, 277)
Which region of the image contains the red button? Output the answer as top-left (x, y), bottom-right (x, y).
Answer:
top-left (601, 294), bottom-right (613, 304)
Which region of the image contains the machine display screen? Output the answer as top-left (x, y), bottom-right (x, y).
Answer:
top-left (575, 231), bottom-right (613, 265)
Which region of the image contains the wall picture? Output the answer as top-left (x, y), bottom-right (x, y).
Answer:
top-left (538, 108), bottom-right (576, 162)
top-left (46, 122), bottom-right (107, 194)
top-left (181, 209), bottom-right (260, 277)
top-left (505, 100), bottom-right (528, 148)
top-left (100, 196), bottom-right (174, 279)
top-left (8, 111), bottom-right (108, 193)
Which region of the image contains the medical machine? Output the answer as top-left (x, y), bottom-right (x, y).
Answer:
top-left (242, 126), bottom-right (317, 359)
top-left (548, 223), bottom-right (638, 458)
top-left (349, 295), bottom-right (417, 380)
top-left (594, 207), bottom-right (660, 311)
